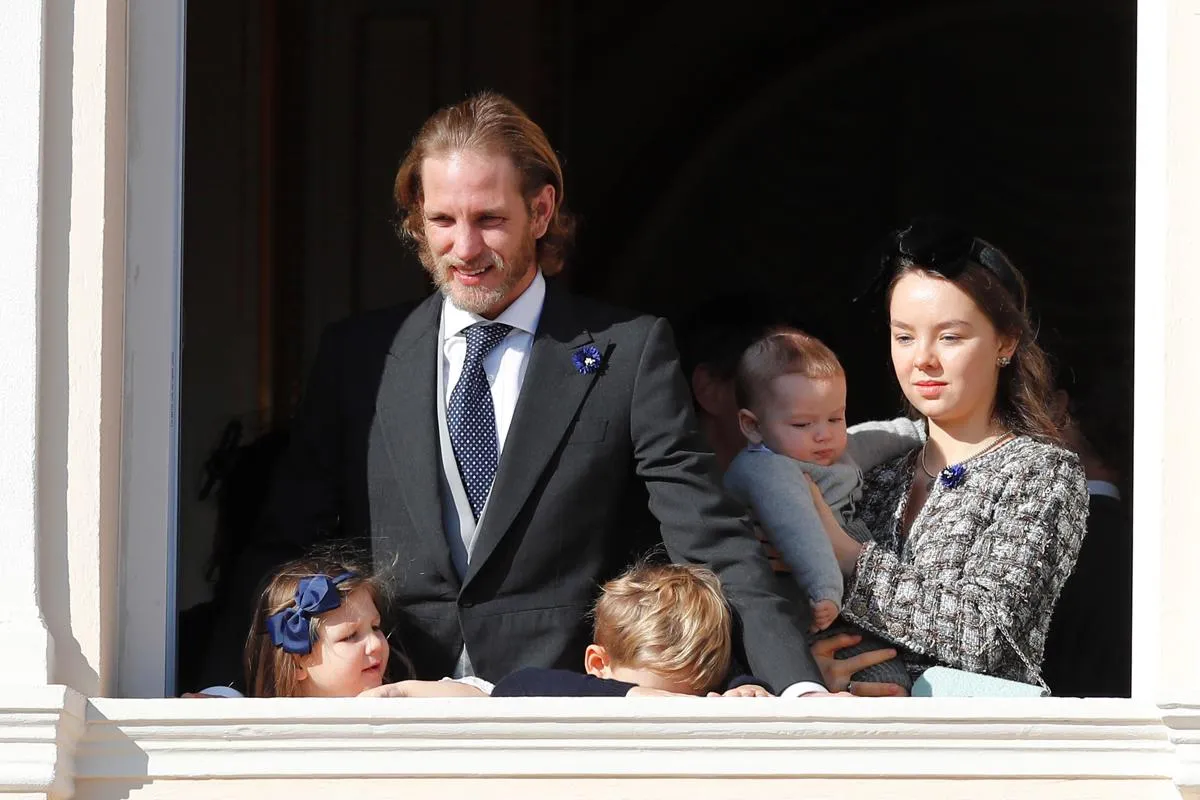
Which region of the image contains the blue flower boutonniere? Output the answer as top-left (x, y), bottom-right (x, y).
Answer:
top-left (938, 463), bottom-right (967, 489)
top-left (572, 345), bottom-right (604, 375)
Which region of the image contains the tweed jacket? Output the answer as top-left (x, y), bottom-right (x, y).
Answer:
top-left (842, 436), bottom-right (1088, 685)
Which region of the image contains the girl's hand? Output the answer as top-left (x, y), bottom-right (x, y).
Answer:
top-left (359, 680), bottom-right (488, 698)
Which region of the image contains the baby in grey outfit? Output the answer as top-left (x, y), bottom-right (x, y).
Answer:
top-left (723, 327), bottom-right (922, 687)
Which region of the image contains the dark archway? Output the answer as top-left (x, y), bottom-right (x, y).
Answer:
top-left (177, 0), bottom-right (1134, 692)
top-left (562, 1), bottom-right (1133, 421)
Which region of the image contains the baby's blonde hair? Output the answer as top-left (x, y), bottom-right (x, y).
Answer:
top-left (735, 326), bottom-right (844, 413)
top-left (592, 562), bottom-right (732, 694)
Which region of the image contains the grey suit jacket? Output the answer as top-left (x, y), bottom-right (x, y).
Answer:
top-left (216, 279), bottom-right (823, 689)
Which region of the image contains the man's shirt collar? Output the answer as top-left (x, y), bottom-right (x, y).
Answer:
top-left (443, 268), bottom-right (545, 339)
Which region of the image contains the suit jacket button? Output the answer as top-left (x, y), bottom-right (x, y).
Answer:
top-left (458, 599), bottom-right (474, 608)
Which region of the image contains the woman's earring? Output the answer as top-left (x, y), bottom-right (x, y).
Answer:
top-left (997, 355), bottom-right (1011, 367)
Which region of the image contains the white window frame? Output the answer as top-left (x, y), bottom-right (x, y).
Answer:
top-left (118, 0), bottom-right (187, 697)
top-left (117, 0), bottom-right (1165, 704)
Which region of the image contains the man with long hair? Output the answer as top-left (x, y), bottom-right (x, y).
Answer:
top-left (206, 92), bottom-right (826, 696)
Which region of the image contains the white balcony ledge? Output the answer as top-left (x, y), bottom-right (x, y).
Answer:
top-left (0, 685), bottom-right (87, 798)
top-left (1162, 701), bottom-right (1200, 797)
top-left (76, 697), bottom-right (1174, 781)
top-left (6, 689), bottom-right (1200, 798)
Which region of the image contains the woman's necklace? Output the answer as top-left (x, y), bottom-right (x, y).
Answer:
top-left (919, 433), bottom-right (1012, 490)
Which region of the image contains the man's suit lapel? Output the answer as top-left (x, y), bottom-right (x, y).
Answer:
top-left (377, 293), bottom-right (460, 588)
top-left (463, 283), bottom-right (602, 586)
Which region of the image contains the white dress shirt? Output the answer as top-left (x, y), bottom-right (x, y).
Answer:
top-left (440, 269), bottom-right (546, 452)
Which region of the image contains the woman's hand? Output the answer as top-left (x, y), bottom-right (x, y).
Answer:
top-left (811, 633), bottom-right (908, 697)
top-left (804, 476), bottom-right (865, 576)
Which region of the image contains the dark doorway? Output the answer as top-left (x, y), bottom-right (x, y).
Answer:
top-left (176, 0), bottom-right (1134, 692)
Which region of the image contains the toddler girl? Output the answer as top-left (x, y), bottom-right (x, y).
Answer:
top-left (244, 554), bottom-right (488, 698)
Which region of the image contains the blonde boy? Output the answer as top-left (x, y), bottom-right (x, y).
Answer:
top-left (492, 563), bottom-right (769, 697)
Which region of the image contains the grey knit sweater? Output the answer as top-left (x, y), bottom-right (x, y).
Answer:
top-left (723, 418), bottom-right (925, 606)
top-left (843, 436), bottom-right (1089, 685)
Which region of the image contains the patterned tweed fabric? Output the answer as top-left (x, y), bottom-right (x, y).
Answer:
top-left (842, 436), bottom-right (1089, 686)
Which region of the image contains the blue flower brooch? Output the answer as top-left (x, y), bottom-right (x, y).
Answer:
top-left (937, 463), bottom-right (967, 489)
top-left (920, 436), bottom-right (1010, 490)
top-left (572, 344), bottom-right (604, 375)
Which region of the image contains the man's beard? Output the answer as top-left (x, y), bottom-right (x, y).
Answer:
top-left (418, 235), bottom-right (537, 316)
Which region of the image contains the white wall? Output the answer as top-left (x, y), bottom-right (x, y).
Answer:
top-left (0, 0), bottom-right (54, 688)
top-left (2, 0), bottom-right (1200, 798)
top-left (1156, 0), bottom-right (1200, 697)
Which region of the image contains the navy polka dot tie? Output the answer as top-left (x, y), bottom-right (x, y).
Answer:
top-left (448, 322), bottom-right (512, 519)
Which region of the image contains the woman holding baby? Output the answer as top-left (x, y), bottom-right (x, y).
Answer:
top-left (805, 217), bottom-right (1089, 693)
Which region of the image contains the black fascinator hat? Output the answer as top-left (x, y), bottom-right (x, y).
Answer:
top-left (857, 215), bottom-right (1026, 310)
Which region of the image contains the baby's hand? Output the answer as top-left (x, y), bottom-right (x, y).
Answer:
top-left (809, 599), bottom-right (840, 632)
top-left (708, 684), bottom-right (772, 697)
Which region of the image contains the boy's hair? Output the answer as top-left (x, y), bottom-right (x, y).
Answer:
top-left (734, 327), bottom-right (844, 412)
top-left (243, 551), bottom-right (410, 697)
top-left (592, 562), bottom-right (732, 694)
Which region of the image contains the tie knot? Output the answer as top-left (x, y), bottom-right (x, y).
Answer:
top-left (464, 322), bottom-right (512, 363)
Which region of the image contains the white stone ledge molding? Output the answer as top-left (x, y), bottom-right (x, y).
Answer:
top-left (1162, 701), bottom-right (1200, 798)
top-left (0, 686), bottom-right (87, 799)
top-left (77, 697), bottom-right (1176, 782)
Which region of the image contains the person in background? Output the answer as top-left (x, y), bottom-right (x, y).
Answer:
top-left (1041, 360), bottom-right (1133, 697)
top-left (673, 296), bottom-right (796, 470)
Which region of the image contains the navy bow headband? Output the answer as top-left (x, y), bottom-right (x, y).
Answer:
top-left (266, 572), bottom-right (356, 655)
